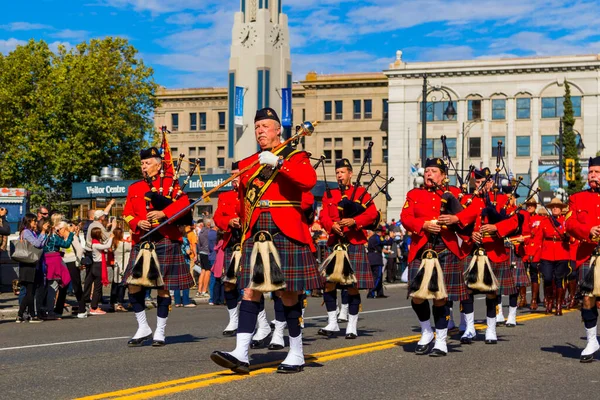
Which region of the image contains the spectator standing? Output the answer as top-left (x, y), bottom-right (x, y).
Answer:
top-left (37, 207), bottom-right (49, 221)
top-left (55, 221), bottom-right (85, 318)
top-left (196, 219), bottom-right (211, 297)
top-left (110, 227), bottom-right (131, 312)
top-left (367, 227), bottom-right (391, 298)
top-left (42, 220), bottom-right (74, 320)
top-left (207, 221), bottom-right (218, 305)
top-left (384, 235), bottom-right (398, 283)
top-left (174, 226), bottom-right (196, 308)
top-left (83, 227), bottom-right (112, 316)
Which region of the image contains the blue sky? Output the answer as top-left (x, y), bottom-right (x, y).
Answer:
top-left (3, 0), bottom-right (600, 89)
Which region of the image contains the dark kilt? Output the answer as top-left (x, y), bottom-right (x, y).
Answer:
top-left (321, 243), bottom-right (374, 290)
top-left (409, 242), bottom-right (468, 302)
top-left (239, 213), bottom-right (321, 292)
top-left (510, 248), bottom-right (531, 287)
top-left (493, 259), bottom-right (518, 295)
top-left (579, 259), bottom-right (591, 282)
top-left (123, 237), bottom-right (194, 290)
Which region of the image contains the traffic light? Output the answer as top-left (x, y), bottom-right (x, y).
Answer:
top-left (565, 158), bottom-right (575, 181)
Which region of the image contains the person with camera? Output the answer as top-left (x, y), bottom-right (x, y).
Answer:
top-left (16, 214), bottom-right (49, 323)
top-left (56, 221), bottom-right (85, 318)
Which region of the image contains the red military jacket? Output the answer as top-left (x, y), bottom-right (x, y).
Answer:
top-left (455, 192), bottom-right (519, 262)
top-left (319, 186), bottom-right (379, 246)
top-left (213, 189), bottom-right (241, 248)
top-left (123, 176), bottom-right (189, 245)
top-left (566, 189), bottom-right (600, 267)
top-left (238, 148), bottom-right (316, 247)
top-left (508, 209), bottom-right (531, 258)
top-left (533, 215), bottom-right (570, 261)
top-left (401, 185), bottom-right (466, 263)
top-left (524, 213), bottom-right (544, 262)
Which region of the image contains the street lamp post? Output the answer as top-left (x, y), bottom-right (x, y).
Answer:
top-left (421, 74), bottom-right (457, 167)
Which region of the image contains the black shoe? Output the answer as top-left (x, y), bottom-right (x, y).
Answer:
top-left (505, 322), bottom-right (516, 328)
top-left (337, 316), bottom-right (348, 323)
top-left (317, 328), bottom-right (337, 337)
top-left (485, 339), bottom-right (498, 345)
top-left (250, 335), bottom-right (271, 349)
top-left (127, 334), bottom-right (152, 347)
top-left (276, 364), bottom-right (304, 374)
top-left (580, 353), bottom-right (596, 363)
top-left (222, 329), bottom-right (237, 337)
top-left (429, 348), bottom-right (447, 357)
top-left (460, 336), bottom-right (473, 345)
top-left (377, 295), bottom-right (389, 299)
top-left (152, 339), bottom-right (165, 347)
top-left (415, 339), bottom-right (433, 355)
top-left (345, 333), bottom-right (357, 339)
top-left (210, 351), bottom-right (250, 374)
top-left (366, 295), bottom-right (375, 299)
top-left (268, 343), bottom-right (285, 350)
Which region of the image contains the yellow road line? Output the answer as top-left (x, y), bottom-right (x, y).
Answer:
top-left (76, 309), bottom-right (576, 400)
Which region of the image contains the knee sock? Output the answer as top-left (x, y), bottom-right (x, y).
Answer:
top-left (348, 293), bottom-right (361, 316)
top-left (411, 300), bottom-right (431, 322)
top-left (284, 302), bottom-right (303, 338)
top-left (323, 290), bottom-right (337, 312)
top-left (486, 297), bottom-right (497, 318)
top-left (156, 295), bottom-right (171, 318)
top-left (509, 293), bottom-right (518, 308)
top-left (238, 300), bottom-right (261, 334)
top-left (259, 295), bottom-right (265, 312)
top-left (274, 296), bottom-right (285, 322)
top-left (432, 304), bottom-right (449, 330)
top-left (497, 294), bottom-right (502, 305)
top-left (341, 289), bottom-right (349, 305)
top-left (582, 307), bottom-right (599, 329)
top-left (225, 289), bottom-right (238, 310)
top-left (129, 290), bottom-right (146, 313)
top-left (461, 294), bottom-right (474, 314)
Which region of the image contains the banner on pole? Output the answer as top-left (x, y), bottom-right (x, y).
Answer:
top-left (281, 87), bottom-right (292, 127)
top-left (234, 86), bottom-right (244, 126)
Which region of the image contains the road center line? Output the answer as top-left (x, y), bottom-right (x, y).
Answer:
top-left (0, 336), bottom-right (130, 352)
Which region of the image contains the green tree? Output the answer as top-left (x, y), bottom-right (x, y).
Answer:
top-left (0, 38), bottom-right (159, 209)
top-left (562, 80), bottom-right (584, 194)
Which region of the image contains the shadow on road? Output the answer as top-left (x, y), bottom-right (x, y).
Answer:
top-left (540, 343), bottom-right (581, 360)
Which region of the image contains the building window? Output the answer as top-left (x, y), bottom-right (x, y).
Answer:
top-left (516, 136), bottom-right (530, 157)
top-left (217, 158), bottom-right (225, 168)
top-left (171, 147), bottom-right (178, 155)
top-left (199, 158), bottom-right (206, 171)
top-left (335, 100), bottom-right (343, 120)
top-left (542, 96), bottom-right (582, 118)
top-left (469, 137), bottom-right (481, 158)
top-left (364, 100), bottom-right (372, 119)
top-left (218, 112), bottom-right (226, 130)
top-left (189, 147), bottom-right (196, 157)
top-left (383, 99), bottom-right (388, 119)
top-left (199, 112), bottom-right (207, 130)
top-left (468, 100), bottom-right (481, 120)
top-left (189, 113), bottom-right (197, 131)
top-left (516, 174), bottom-right (531, 198)
top-left (382, 148), bottom-right (388, 163)
top-left (324, 149), bottom-right (332, 164)
top-left (171, 113), bottom-right (179, 132)
top-left (491, 136), bottom-right (505, 157)
top-left (363, 137), bottom-right (372, 145)
top-left (302, 108), bottom-right (306, 121)
top-left (198, 146), bottom-right (206, 157)
top-left (516, 98), bottom-right (531, 119)
top-left (334, 138), bottom-right (343, 148)
top-left (334, 149), bottom-right (343, 161)
top-left (217, 146), bottom-right (225, 156)
top-left (324, 138), bottom-right (332, 149)
top-left (446, 138), bottom-right (457, 158)
top-left (421, 101), bottom-right (457, 121)
top-left (423, 138), bottom-right (457, 158)
top-left (353, 149), bottom-right (361, 163)
top-left (324, 101), bottom-right (332, 120)
top-left (353, 100), bottom-right (361, 119)
top-left (353, 137), bottom-right (361, 147)
top-left (541, 135), bottom-right (559, 156)
top-left (492, 99), bottom-right (506, 120)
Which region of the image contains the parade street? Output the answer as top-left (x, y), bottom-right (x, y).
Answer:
top-left (0, 284), bottom-right (596, 400)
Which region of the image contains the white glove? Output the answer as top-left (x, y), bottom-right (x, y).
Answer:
top-left (259, 151), bottom-right (279, 167)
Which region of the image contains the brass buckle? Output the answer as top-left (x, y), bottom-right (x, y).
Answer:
top-left (259, 200), bottom-right (270, 208)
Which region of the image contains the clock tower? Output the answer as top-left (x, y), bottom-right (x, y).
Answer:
top-left (228, 0), bottom-right (292, 160)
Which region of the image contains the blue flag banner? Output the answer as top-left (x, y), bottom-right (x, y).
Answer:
top-left (281, 87), bottom-right (292, 127)
top-left (234, 86), bottom-right (244, 126)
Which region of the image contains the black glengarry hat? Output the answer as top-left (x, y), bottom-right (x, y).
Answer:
top-left (335, 158), bottom-right (353, 171)
top-left (424, 158), bottom-right (447, 173)
top-left (473, 167), bottom-right (491, 179)
top-left (255, 107), bottom-right (281, 124)
top-left (589, 157), bottom-right (600, 168)
top-left (140, 147), bottom-right (160, 160)
top-left (231, 161), bottom-right (239, 170)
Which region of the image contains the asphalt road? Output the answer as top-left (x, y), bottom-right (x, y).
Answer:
top-left (0, 285), bottom-right (598, 400)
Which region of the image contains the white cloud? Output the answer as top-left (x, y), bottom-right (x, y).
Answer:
top-left (489, 31), bottom-right (600, 56)
top-left (165, 12), bottom-right (198, 25)
top-left (0, 38), bottom-right (27, 54)
top-left (50, 29), bottom-right (89, 41)
top-left (0, 22), bottom-right (52, 31)
top-left (94, 0), bottom-right (235, 15)
top-left (292, 50), bottom-right (388, 79)
top-left (403, 45), bottom-right (475, 62)
top-left (48, 41), bottom-right (74, 53)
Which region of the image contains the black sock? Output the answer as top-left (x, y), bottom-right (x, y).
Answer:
top-left (348, 293), bottom-right (361, 316)
top-left (497, 294), bottom-right (502, 305)
top-left (238, 300), bottom-right (261, 334)
top-left (461, 294), bottom-right (474, 314)
top-left (341, 289), bottom-right (349, 305)
top-left (486, 297), bottom-right (497, 318)
top-left (509, 293), bottom-right (518, 308)
top-left (156, 295), bottom-right (171, 318)
top-left (433, 304), bottom-right (449, 330)
top-left (129, 290), bottom-right (146, 313)
top-left (299, 292), bottom-right (307, 308)
top-left (323, 290), bottom-right (337, 312)
top-left (274, 296), bottom-right (285, 322)
top-left (447, 300), bottom-right (454, 309)
top-left (582, 307), bottom-right (599, 329)
top-left (224, 289), bottom-right (238, 310)
top-left (411, 300), bottom-right (431, 322)
top-left (259, 294), bottom-right (265, 312)
top-left (284, 302), bottom-right (303, 337)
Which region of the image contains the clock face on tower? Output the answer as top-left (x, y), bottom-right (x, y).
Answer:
top-left (239, 25), bottom-right (257, 48)
top-left (269, 25), bottom-right (285, 49)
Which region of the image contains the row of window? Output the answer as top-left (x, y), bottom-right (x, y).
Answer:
top-left (323, 149), bottom-right (388, 164)
top-left (324, 99), bottom-right (388, 121)
top-left (322, 136), bottom-right (388, 164)
top-left (171, 112), bottom-right (227, 132)
top-left (170, 146), bottom-right (226, 170)
top-left (421, 96), bottom-right (582, 122)
top-left (426, 135), bottom-right (565, 158)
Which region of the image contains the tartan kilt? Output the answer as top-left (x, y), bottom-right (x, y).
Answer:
top-left (409, 242), bottom-right (469, 302)
top-left (579, 259), bottom-right (591, 282)
top-left (321, 243), bottom-right (374, 290)
top-left (122, 237), bottom-right (194, 291)
top-left (510, 248), bottom-right (531, 287)
top-left (493, 259), bottom-right (518, 295)
top-left (239, 213), bottom-right (321, 292)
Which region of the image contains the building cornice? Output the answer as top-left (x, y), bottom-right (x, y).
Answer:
top-left (300, 72), bottom-right (388, 89)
